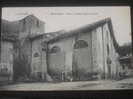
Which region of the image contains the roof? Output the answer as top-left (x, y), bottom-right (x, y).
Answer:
top-left (119, 55), bottom-right (132, 60)
top-left (48, 18), bottom-right (119, 51)
top-left (28, 30), bottom-right (66, 41)
top-left (29, 18), bottom-right (119, 52)
top-left (119, 55), bottom-right (132, 63)
top-left (48, 18), bottom-right (110, 43)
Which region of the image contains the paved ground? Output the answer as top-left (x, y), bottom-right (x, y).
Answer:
top-left (0, 77), bottom-right (133, 90)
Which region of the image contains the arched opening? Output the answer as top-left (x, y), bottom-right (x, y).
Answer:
top-left (48, 45), bottom-right (65, 81)
top-left (74, 40), bottom-right (88, 49)
top-left (33, 52), bottom-right (40, 57)
top-left (72, 40), bottom-right (91, 81)
top-left (49, 46), bottom-right (61, 54)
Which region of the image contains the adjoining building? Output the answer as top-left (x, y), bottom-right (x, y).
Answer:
top-left (0, 19), bottom-right (17, 81)
top-left (118, 43), bottom-right (133, 77)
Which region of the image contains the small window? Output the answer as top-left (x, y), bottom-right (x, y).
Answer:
top-left (34, 52), bottom-right (39, 57)
top-left (74, 40), bottom-right (88, 49)
top-left (49, 46), bottom-right (61, 54)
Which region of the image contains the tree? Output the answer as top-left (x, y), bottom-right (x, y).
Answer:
top-left (13, 39), bottom-right (30, 81)
top-left (118, 42), bottom-right (132, 57)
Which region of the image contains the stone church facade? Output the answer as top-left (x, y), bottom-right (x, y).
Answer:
top-left (0, 15), bottom-right (121, 81)
top-left (29, 17), bottom-right (121, 81)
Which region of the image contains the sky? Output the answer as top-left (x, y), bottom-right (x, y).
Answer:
top-left (2, 6), bottom-right (131, 46)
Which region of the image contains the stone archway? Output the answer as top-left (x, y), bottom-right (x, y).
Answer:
top-left (48, 45), bottom-right (65, 81)
top-left (72, 40), bottom-right (92, 81)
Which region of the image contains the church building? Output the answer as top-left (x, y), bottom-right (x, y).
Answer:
top-left (1, 15), bottom-right (121, 81)
top-left (29, 16), bottom-right (121, 81)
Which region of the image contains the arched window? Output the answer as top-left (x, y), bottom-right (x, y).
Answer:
top-left (49, 46), bottom-right (61, 53)
top-left (34, 52), bottom-right (39, 57)
top-left (74, 40), bottom-right (88, 49)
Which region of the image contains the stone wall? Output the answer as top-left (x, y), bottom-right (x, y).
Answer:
top-left (0, 41), bottom-right (14, 81)
top-left (29, 20), bottom-right (120, 81)
top-left (48, 31), bottom-right (95, 81)
top-left (48, 37), bottom-right (75, 80)
top-left (73, 33), bottom-right (92, 80)
top-left (47, 22), bottom-right (120, 81)
top-left (31, 38), bottom-right (47, 80)
top-left (91, 27), bottom-right (104, 78)
top-left (96, 23), bottom-right (120, 79)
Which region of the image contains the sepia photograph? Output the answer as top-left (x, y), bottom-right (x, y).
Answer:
top-left (0, 6), bottom-right (132, 90)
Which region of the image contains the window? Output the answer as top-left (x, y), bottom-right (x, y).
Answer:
top-left (34, 52), bottom-right (39, 57)
top-left (74, 40), bottom-right (88, 49)
top-left (49, 46), bottom-right (61, 53)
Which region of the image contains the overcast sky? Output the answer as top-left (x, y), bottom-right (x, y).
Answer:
top-left (2, 7), bottom-right (131, 46)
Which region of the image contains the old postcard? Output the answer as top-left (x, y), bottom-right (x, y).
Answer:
top-left (0, 7), bottom-right (132, 90)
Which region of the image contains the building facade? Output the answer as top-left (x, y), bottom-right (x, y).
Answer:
top-left (1, 15), bottom-right (121, 82)
top-left (30, 18), bottom-right (121, 81)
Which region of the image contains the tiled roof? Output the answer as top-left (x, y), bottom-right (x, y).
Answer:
top-left (28, 30), bottom-right (66, 41)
